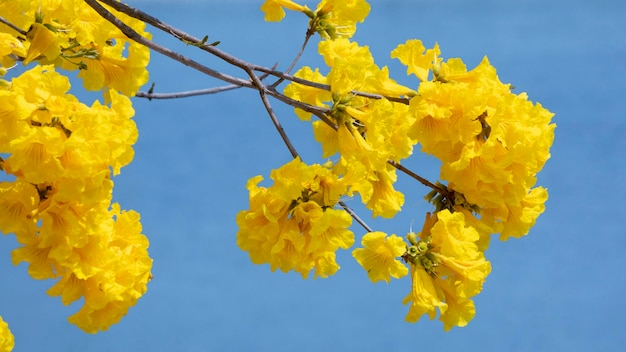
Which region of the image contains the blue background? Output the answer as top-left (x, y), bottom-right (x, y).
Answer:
top-left (1, 0), bottom-right (625, 350)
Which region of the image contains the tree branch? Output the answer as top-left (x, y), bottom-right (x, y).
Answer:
top-left (245, 66), bottom-right (300, 159)
top-left (270, 30), bottom-right (313, 89)
top-left (136, 64), bottom-right (279, 100)
top-left (387, 160), bottom-right (450, 197)
top-left (339, 201), bottom-right (373, 233)
top-left (136, 85), bottom-right (239, 100)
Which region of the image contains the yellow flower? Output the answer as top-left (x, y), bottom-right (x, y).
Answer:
top-left (303, 92), bottom-right (410, 219)
top-left (260, 0), bottom-right (309, 22)
top-left (337, 123), bottom-right (374, 162)
top-left (0, 181), bottom-right (38, 236)
top-left (402, 210), bottom-right (491, 330)
top-left (4, 127), bottom-right (66, 184)
top-left (0, 2), bottom-right (151, 335)
top-left (285, 40), bottom-right (418, 219)
top-left (76, 41), bottom-right (150, 96)
top-left (0, 33), bottom-right (26, 68)
top-left (11, 229), bottom-right (59, 280)
top-left (48, 203), bottom-right (153, 333)
top-left (318, 38), bottom-right (374, 94)
top-left (311, 120), bottom-right (338, 158)
top-left (0, 315), bottom-right (15, 352)
top-left (318, 38), bottom-right (415, 97)
top-left (391, 39), bottom-right (441, 82)
top-left (486, 186), bottom-right (549, 240)
top-left (403, 263), bottom-right (442, 322)
top-left (312, 0), bottom-right (370, 39)
top-left (353, 231), bottom-right (408, 283)
top-left (9, 65), bottom-right (75, 123)
top-left (366, 167), bottom-right (404, 218)
top-left (23, 22), bottom-right (65, 65)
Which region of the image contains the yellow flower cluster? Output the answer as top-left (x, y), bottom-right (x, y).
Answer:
top-left (237, 158), bottom-right (354, 278)
top-left (0, 66), bottom-right (152, 333)
top-left (0, 0), bottom-right (153, 339)
top-left (0, 0), bottom-right (150, 96)
top-left (256, 0), bottom-right (555, 330)
top-left (0, 316), bottom-right (14, 352)
top-left (393, 40), bottom-right (555, 240)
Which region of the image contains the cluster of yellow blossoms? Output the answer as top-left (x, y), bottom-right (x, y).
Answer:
top-left (237, 158), bottom-right (355, 278)
top-left (242, 0), bottom-right (555, 330)
top-left (0, 0), bottom-right (152, 343)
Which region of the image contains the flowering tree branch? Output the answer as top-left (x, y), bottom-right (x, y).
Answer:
top-left (0, 0), bottom-right (555, 346)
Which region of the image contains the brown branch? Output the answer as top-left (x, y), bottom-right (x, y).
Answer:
top-left (136, 63), bottom-right (280, 100)
top-left (387, 160), bottom-right (450, 197)
top-left (270, 30), bottom-right (313, 89)
top-left (339, 201), bottom-right (373, 233)
top-left (245, 66), bottom-right (300, 159)
top-left (136, 85), bottom-right (239, 99)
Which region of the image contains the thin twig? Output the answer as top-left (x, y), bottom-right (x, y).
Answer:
top-left (270, 30), bottom-right (313, 89)
top-left (0, 15), bottom-right (27, 36)
top-left (136, 85), bottom-right (239, 99)
top-left (387, 160), bottom-right (450, 197)
top-left (339, 201), bottom-right (372, 233)
top-left (245, 66), bottom-right (300, 159)
top-left (136, 63), bottom-right (279, 100)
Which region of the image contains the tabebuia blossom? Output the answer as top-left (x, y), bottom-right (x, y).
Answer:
top-left (236, 158), bottom-right (354, 278)
top-left (352, 231), bottom-right (408, 283)
top-left (401, 211), bottom-right (491, 330)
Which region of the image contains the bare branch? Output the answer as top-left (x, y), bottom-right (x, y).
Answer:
top-left (388, 160), bottom-right (450, 197)
top-left (136, 63), bottom-right (279, 100)
top-left (245, 67), bottom-right (300, 159)
top-left (270, 30), bottom-right (313, 89)
top-left (136, 85), bottom-right (240, 100)
top-left (339, 201), bottom-right (373, 233)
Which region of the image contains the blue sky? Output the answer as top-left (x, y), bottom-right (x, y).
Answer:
top-left (2, 0), bottom-right (625, 351)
